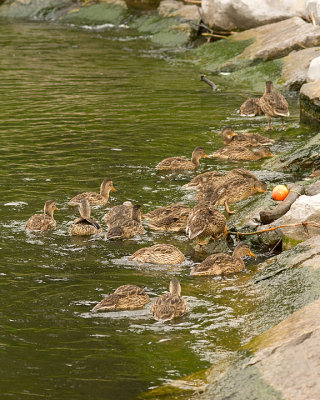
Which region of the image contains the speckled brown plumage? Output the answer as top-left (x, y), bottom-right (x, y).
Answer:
top-left (106, 205), bottom-right (144, 240)
top-left (240, 97), bottom-right (262, 117)
top-left (68, 179), bottom-right (116, 206)
top-left (221, 126), bottom-right (274, 147)
top-left (143, 203), bottom-right (191, 232)
top-left (92, 285), bottom-right (150, 311)
top-left (104, 201), bottom-right (133, 227)
top-left (209, 145), bottom-right (274, 161)
top-left (190, 243), bottom-right (256, 276)
top-left (151, 279), bottom-right (188, 321)
top-left (25, 200), bottom-right (58, 231)
top-left (69, 198), bottom-right (102, 236)
top-left (129, 244), bottom-right (185, 265)
top-left (156, 147), bottom-right (208, 171)
top-left (183, 170), bottom-right (224, 190)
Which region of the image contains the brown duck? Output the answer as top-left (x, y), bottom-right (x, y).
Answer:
top-left (104, 201), bottom-right (133, 227)
top-left (259, 81), bottom-right (290, 129)
top-left (209, 145), bottom-right (274, 161)
top-left (69, 198), bottom-right (102, 236)
top-left (190, 243), bottom-right (256, 276)
top-left (156, 147), bottom-right (209, 171)
top-left (240, 97), bottom-right (263, 117)
top-left (106, 205), bottom-right (144, 240)
top-left (129, 244), bottom-right (185, 265)
top-left (25, 200), bottom-right (58, 231)
top-left (151, 278), bottom-right (188, 321)
top-left (221, 126), bottom-right (274, 147)
top-left (68, 179), bottom-right (116, 206)
top-left (143, 203), bottom-right (191, 232)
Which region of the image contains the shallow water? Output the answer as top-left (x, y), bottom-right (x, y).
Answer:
top-left (0, 19), bottom-right (317, 399)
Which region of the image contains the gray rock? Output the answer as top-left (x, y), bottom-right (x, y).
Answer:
top-left (280, 47), bottom-right (320, 91)
top-left (158, 0), bottom-right (201, 23)
top-left (306, 0), bottom-right (320, 25)
top-left (307, 180), bottom-right (320, 195)
top-left (307, 56), bottom-right (320, 81)
top-left (300, 80), bottom-right (320, 125)
top-left (201, 0), bottom-right (306, 31)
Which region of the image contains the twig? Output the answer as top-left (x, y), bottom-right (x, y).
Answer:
top-left (228, 221), bottom-right (320, 237)
top-left (184, 0), bottom-right (202, 3)
top-left (201, 32), bottom-right (230, 39)
top-left (200, 75), bottom-right (217, 91)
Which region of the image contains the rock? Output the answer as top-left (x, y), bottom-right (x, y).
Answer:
top-left (300, 80), bottom-right (320, 125)
top-left (307, 56), bottom-right (320, 81)
top-left (158, 0), bottom-right (200, 23)
top-left (220, 17), bottom-right (320, 71)
top-left (307, 180), bottom-right (320, 195)
top-left (306, 0), bottom-right (320, 25)
top-left (280, 47), bottom-right (320, 91)
top-left (201, 0), bottom-right (306, 31)
top-left (260, 194), bottom-right (320, 247)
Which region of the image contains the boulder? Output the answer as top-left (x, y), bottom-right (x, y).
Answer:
top-left (280, 47), bottom-right (320, 91)
top-left (307, 180), bottom-right (320, 195)
top-left (300, 80), bottom-right (320, 125)
top-left (307, 56), bottom-right (320, 81)
top-left (201, 0), bottom-right (306, 31)
top-left (306, 0), bottom-right (320, 25)
top-left (158, 0), bottom-right (201, 23)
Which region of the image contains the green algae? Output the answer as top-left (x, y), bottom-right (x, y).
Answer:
top-left (61, 3), bottom-right (128, 25)
top-left (0, 0), bottom-right (72, 19)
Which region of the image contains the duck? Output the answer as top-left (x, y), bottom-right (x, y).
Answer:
top-left (240, 97), bottom-right (263, 117)
top-left (190, 242), bottom-right (256, 276)
top-left (221, 126), bottom-right (275, 147)
top-left (68, 179), bottom-right (116, 206)
top-left (129, 244), bottom-right (185, 265)
top-left (25, 200), bottom-right (58, 231)
top-left (183, 170), bottom-right (224, 191)
top-left (104, 201), bottom-right (133, 227)
top-left (106, 204), bottom-right (144, 240)
top-left (151, 278), bottom-right (188, 321)
top-left (69, 198), bottom-right (102, 236)
top-left (91, 285), bottom-right (150, 311)
top-left (209, 145), bottom-right (274, 161)
top-left (196, 176), bottom-right (267, 214)
top-left (259, 81), bottom-right (290, 129)
top-left (143, 203), bottom-right (191, 232)
top-left (156, 147), bottom-right (209, 171)
top-left (186, 202), bottom-right (227, 245)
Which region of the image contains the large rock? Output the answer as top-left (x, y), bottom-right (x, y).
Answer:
top-left (300, 80), bottom-right (320, 125)
top-left (307, 56), bottom-right (320, 81)
top-left (158, 0), bottom-right (201, 23)
top-left (201, 0), bottom-right (306, 31)
top-left (306, 0), bottom-right (320, 25)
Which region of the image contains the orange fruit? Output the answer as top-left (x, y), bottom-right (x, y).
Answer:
top-left (272, 185), bottom-right (289, 201)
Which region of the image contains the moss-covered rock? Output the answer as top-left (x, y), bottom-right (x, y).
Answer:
top-left (300, 80), bottom-right (320, 126)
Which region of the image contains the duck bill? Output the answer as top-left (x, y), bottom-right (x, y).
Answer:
top-left (55, 207), bottom-right (59, 211)
top-left (111, 186), bottom-right (117, 192)
top-left (203, 154), bottom-right (209, 159)
top-left (249, 250), bottom-right (257, 259)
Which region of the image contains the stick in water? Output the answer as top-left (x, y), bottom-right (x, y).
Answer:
top-left (200, 75), bottom-right (217, 91)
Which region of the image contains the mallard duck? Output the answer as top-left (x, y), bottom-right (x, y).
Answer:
top-left (26, 200), bottom-right (58, 231)
top-left (209, 145), bottom-right (274, 161)
top-left (104, 201), bottom-right (133, 227)
top-left (221, 126), bottom-right (274, 147)
top-left (186, 202), bottom-right (227, 245)
top-left (151, 278), bottom-right (188, 321)
top-left (156, 147), bottom-right (209, 171)
top-left (92, 285), bottom-right (150, 311)
top-left (308, 170), bottom-right (320, 179)
top-left (143, 203), bottom-right (191, 232)
top-left (68, 179), bottom-right (116, 206)
top-left (129, 244), bottom-right (185, 265)
top-left (69, 198), bottom-right (102, 236)
top-left (196, 176), bottom-right (267, 214)
top-left (259, 81), bottom-right (290, 129)
top-left (190, 242), bottom-right (256, 276)
top-left (183, 170), bottom-right (224, 191)
top-left (240, 97), bottom-right (262, 117)
top-left (106, 205), bottom-right (144, 240)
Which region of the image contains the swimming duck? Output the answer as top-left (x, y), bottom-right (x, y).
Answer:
top-left (209, 145), bottom-right (274, 161)
top-left (151, 278), bottom-right (188, 321)
top-left (69, 198), bottom-right (102, 236)
top-left (143, 203), bottom-right (191, 232)
top-left (68, 179), bottom-right (116, 206)
top-left (259, 81), bottom-right (290, 129)
top-left (221, 126), bottom-right (274, 147)
top-left (196, 176), bottom-right (267, 214)
top-left (156, 147), bottom-right (209, 171)
top-left (106, 204), bottom-right (144, 240)
top-left (240, 97), bottom-right (263, 117)
top-left (190, 242), bottom-right (256, 276)
top-left (104, 201), bottom-right (133, 227)
top-left (25, 200), bottom-right (58, 231)
top-left (186, 202), bottom-right (227, 245)
top-left (129, 244), bottom-right (185, 265)
top-left (92, 285), bottom-right (150, 311)
top-left (183, 170), bottom-right (224, 191)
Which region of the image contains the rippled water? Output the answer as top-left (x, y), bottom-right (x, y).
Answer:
top-left (0, 19), bottom-right (316, 399)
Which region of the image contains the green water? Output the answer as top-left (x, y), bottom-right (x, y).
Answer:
top-left (0, 19), bottom-right (316, 399)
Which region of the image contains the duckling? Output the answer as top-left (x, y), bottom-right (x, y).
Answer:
top-left (92, 285), bottom-right (150, 311)
top-left (240, 97), bottom-right (262, 117)
top-left (129, 244), bottom-right (185, 265)
top-left (196, 176), bottom-right (267, 214)
top-left (68, 179), bottom-right (116, 206)
top-left (259, 81), bottom-right (290, 129)
top-left (26, 200), bottom-right (58, 231)
top-left (156, 147), bottom-right (209, 171)
top-left (106, 205), bottom-right (144, 240)
top-left (69, 198), bottom-right (102, 236)
top-left (209, 145), bottom-right (274, 161)
top-left (221, 126), bottom-right (274, 147)
top-left (143, 203), bottom-right (191, 232)
top-left (186, 202), bottom-right (227, 245)
top-left (183, 170), bottom-right (224, 191)
top-left (104, 201), bottom-right (133, 227)
top-left (151, 278), bottom-right (188, 321)
top-left (190, 242), bottom-right (256, 276)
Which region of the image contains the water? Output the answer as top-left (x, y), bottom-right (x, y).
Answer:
top-left (0, 19), bottom-right (316, 399)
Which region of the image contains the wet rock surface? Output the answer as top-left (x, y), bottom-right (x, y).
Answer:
top-left (300, 80), bottom-right (320, 125)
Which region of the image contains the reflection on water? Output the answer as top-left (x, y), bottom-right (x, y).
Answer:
top-left (0, 19), bottom-right (316, 399)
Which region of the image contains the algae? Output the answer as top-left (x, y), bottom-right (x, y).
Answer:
top-left (61, 3), bottom-right (128, 25)
top-left (0, 0), bottom-right (72, 19)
